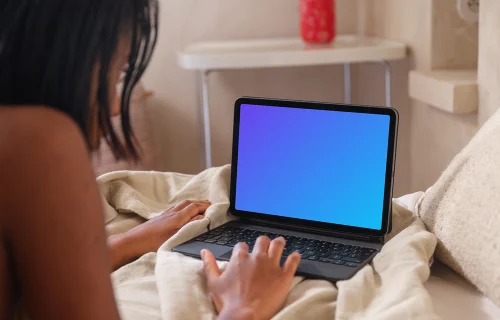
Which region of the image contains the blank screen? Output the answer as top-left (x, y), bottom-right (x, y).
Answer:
top-left (235, 104), bottom-right (391, 230)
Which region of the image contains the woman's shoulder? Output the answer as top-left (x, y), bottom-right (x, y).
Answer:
top-left (0, 106), bottom-right (91, 199)
top-left (0, 106), bottom-right (86, 159)
top-left (0, 105), bottom-right (82, 136)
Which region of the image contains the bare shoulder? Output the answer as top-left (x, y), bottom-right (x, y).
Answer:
top-left (0, 106), bottom-right (86, 158)
top-left (0, 106), bottom-right (94, 220)
top-left (0, 107), bottom-right (119, 319)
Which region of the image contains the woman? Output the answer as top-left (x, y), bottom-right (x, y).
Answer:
top-left (0, 0), bottom-right (301, 319)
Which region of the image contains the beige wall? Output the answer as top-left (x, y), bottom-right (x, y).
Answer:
top-left (143, 0), bottom-right (357, 174)
top-left (363, 0), bottom-right (479, 193)
top-left (479, 0), bottom-right (500, 124)
top-left (143, 0), bottom-right (483, 196)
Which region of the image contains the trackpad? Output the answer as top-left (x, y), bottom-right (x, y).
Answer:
top-left (175, 242), bottom-right (232, 258)
top-left (219, 252), bottom-right (289, 267)
top-left (219, 250), bottom-right (234, 260)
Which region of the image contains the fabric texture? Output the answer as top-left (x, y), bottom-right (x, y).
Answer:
top-left (418, 109), bottom-right (500, 307)
top-left (99, 166), bottom-right (438, 319)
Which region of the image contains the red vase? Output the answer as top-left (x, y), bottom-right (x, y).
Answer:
top-left (300, 0), bottom-right (336, 44)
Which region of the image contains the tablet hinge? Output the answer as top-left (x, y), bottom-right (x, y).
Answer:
top-left (241, 217), bottom-right (385, 244)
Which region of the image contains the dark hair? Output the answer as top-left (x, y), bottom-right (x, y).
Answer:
top-left (0, 0), bottom-right (158, 160)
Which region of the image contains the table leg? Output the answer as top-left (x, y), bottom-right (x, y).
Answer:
top-left (380, 61), bottom-right (392, 108)
top-left (344, 63), bottom-right (352, 104)
top-left (198, 70), bottom-right (212, 169)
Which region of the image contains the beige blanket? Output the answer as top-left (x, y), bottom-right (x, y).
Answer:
top-left (99, 165), bottom-right (438, 319)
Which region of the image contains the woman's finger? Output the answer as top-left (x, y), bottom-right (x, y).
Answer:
top-left (189, 215), bottom-right (205, 222)
top-left (283, 252), bottom-right (301, 278)
top-left (230, 242), bottom-right (249, 263)
top-left (201, 249), bottom-right (221, 288)
top-left (268, 237), bottom-right (286, 264)
top-left (177, 203), bottom-right (210, 226)
top-left (253, 236), bottom-right (271, 255)
top-left (173, 200), bottom-right (210, 212)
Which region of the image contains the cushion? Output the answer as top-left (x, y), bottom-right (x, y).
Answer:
top-left (418, 109), bottom-right (500, 307)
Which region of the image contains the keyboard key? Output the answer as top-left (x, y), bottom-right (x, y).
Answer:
top-left (345, 262), bottom-right (359, 268)
top-left (208, 227), bottom-right (376, 267)
top-left (342, 257), bottom-right (363, 263)
top-left (194, 236), bottom-right (207, 241)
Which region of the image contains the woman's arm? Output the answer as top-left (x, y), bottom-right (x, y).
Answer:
top-left (0, 108), bottom-right (120, 319)
top-left (107, 200), bottom-right (209, 271)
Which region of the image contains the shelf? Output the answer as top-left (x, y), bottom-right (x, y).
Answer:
top-left (409, 70), bottom-right (478, 114)
top-left (178, 35), bottom-right (407, 70)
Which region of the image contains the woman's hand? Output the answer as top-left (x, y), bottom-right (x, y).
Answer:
top-left (202, 236), bottom-right (301, 320)
top-left (109, 200), bottom-right (210, 270)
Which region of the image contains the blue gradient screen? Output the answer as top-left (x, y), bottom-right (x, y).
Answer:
top-left (235, 104), bottom-right (391, 230)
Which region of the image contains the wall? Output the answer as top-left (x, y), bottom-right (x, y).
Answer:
top-left (143, 0), bottom-right (357, 173)
top-left (362, 0), bottom-right (479, 192)
top-left (142, 0), bottom-right (482, 196)
top-left (479, 0), bottom-right (500, 124)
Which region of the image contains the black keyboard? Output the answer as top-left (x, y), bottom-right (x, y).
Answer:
top-left (194, 226), bottom-right (378, 268)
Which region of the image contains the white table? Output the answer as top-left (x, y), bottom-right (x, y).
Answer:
top-left (178, 35), bottom-right (407, 169)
